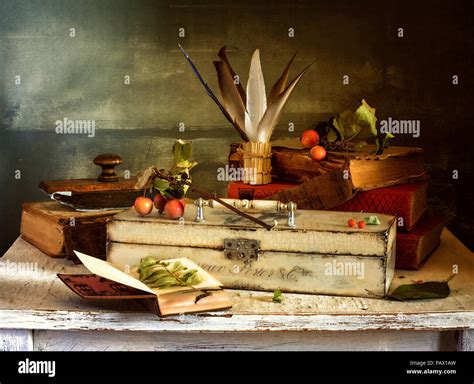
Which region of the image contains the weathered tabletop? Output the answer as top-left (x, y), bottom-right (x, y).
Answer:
top-left (0, 230), bottom-right (473, 351)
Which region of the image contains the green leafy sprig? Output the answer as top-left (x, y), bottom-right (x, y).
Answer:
top-left (138, 256), bottom-right (203, 289)
top-left (151, 139), bottom-right (197, 199)
top-left (314, 99), bottom-right (394, 154)
top-left (272, 289), bottom-right (283, 303)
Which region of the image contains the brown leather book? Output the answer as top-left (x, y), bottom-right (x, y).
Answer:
top-left (329, 145), bottom-right (427, 191)
top-left (20, 201), bottom-right (123, 261)
top-left (269, 139), bottom-right (428, 190)
top-left (396, 215), bottom-right (445, 270)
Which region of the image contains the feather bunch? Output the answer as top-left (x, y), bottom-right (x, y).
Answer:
top-left (180, 44), bottom-right (314, 143)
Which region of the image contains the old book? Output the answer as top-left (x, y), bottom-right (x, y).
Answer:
top-left (330, 145), bottom-right (427, 190)
top-left (270, 138), bottom-right (428, 190)
top-left (396, 215), bottom-right (445, 270)
top-left (107, 204), bottom-right (397, 298)
top-left (227, 180), bottom-right (298, 200)
top-left (332, 182), bottom-right (428, 231)
top-left (20, 201), bottom-right (123, 261)
top-left (58, 252), bottom-right (232, 316)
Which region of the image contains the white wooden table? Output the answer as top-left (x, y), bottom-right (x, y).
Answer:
top-left (0, 230), bottom-right (473, 351)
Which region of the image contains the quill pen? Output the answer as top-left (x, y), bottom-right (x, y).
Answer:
top-left (178, 44), bottom-right (248, 140)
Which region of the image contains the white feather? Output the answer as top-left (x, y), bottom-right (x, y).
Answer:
top-left (257, 62), bottom-right (313, 143)
top-left (245, 49), bottom-right (267, 142)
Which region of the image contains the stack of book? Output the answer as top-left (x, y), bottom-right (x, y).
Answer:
top-left (227, 140), bottom-right (444, 270)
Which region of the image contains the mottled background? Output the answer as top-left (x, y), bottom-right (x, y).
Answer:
top-left (0, 0), bottom-right (472, 255)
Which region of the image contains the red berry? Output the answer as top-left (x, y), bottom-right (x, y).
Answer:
top-left (134, 196), bottom-right (153, 216)
top-left (153, 194), bottom-right (167, 212)
top-left (300, 130), bottom-right (320, 148)
top-left (164, 199), bottom-right (185, 219)
top-left (358, 220), bottom-right (366, 229)
top-left (310, 145), bottom-right (327, 162)
top-left (348, 219), bottom-right (356, 227)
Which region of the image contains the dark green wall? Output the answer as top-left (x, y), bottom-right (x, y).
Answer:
top-left (1, 0), bottom-right (473, 253)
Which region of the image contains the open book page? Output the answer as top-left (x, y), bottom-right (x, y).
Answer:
top-left (74, 251), bottom-right (222, 297)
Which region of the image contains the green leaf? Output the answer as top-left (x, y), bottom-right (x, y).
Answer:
top-left (333, 110), bottom-right (353, 140)
top-left (138, 258), bottom-right (203, 288)
top-left (333, 99), bottom-right (378, 142)
top-left (326, 129), bottom-right (338, 143)
top-left (153, 178), bottom-right (170, 192)
top-left (272, 289), bottom-right (283, 303)
top-left (173, 139), bottom-right (192, 163)
top-left (353, 99), bottom-right (377, 141)
top-left (388, 281), bottom-right (450, 301)
top-left (365, 215), bottom-right (381, 225)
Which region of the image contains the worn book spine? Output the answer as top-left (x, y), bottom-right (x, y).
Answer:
top-left (227, 180), bottom-right (298, 200)
top-left (20, 205), bottom-right (66, 257)
top-left (332, 182), bottom-right (428, 231)
top-left (20, 201), bottom-right (122, 261)
top-left (395, 215), bottom-right (445, 270)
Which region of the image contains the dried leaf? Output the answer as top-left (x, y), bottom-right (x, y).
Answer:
top-left (134, 167), bottom-right (155, 190)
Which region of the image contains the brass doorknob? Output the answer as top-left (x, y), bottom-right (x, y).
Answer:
top-left (93, 154), bottom-right (123, 182)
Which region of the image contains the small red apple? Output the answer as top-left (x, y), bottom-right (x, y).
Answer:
top-left (164, 199), bottom-right (185, 219)
top-left (300, 130), bottom-right (319, 148)
top-left (134, 196), bottom-right (153, 216)
top-left (310, 145), bottom-right (327, 162)
top-left (153, 194), bottom-right (167, 212)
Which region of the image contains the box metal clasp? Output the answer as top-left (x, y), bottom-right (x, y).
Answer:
top-left (224, 238), bottom-right (260, 262)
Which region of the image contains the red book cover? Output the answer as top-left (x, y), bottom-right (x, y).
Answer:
top-left (396, 215), bottom-right (445, 270)
top-left (332, 182), bottom-right (428, 231)
top-left (227, 181), bottom-right (298, 200)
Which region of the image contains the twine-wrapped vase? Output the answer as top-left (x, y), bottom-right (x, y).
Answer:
top-left (241, 141), bottom-right (272, 185)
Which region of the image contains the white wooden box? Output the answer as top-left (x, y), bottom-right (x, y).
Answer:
top-left (107, 203), bottom-right (396, 298)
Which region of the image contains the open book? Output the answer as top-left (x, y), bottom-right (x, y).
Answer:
top-left (58, 251), bottom-right (232, 316)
